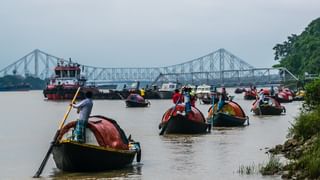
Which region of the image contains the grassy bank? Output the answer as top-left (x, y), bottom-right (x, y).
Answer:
top-left (262, 79), bottom-right (320, 179)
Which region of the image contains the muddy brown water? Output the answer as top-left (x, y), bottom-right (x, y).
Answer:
top-left (0, 90), bottom-right (301, 179)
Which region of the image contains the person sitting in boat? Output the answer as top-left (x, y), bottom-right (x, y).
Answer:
top-left (183, 86), bottom-right (192, 114)
top-left (251, 86), bottom-right (257, 94)
top-left (221, 87), bottom-right (228, 101)
top-left (217, 94), bottom-right (225, 112)
top-left (172, 89), bottom-right (184, 104)
top-left (71, 91), bottom-right (93, 143)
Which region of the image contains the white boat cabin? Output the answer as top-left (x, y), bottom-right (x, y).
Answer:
top-left (159, 83), bottom-right (177, 92)
top-left (196, 84), bottom-right (211, 94)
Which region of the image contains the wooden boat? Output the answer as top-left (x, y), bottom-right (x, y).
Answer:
top-left (275, 88), bottom-right (293, 103)
top-left (251, 97), bottom-right (286, 115)
top-left (159, 104), bottom-right (211, 135)
top-left (52, 115), bottom-right (141, 172)
top-left (234, 87), bottom-right (245, 94)
top-left (275, 91), bottom-right (293, 103)
top-left (244, 89), bottom-right (257, 100)
top-left (293, 90), bottom-right (305, 101)
top-left (199, 91), bottom-right (219, 104)
top-left (207, 101), bottom-right (249, 127)
top-left (125, 94), bottom-right (150, 107)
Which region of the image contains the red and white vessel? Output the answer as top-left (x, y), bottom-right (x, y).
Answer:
top-left (43, 60), bottom-right (99, 100)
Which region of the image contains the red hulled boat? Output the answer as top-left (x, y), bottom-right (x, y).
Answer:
top-left (125, 94), bottom-right (150, 107)
top-left (244, 89), bottom-right (257, 100)
top-left (251, 96), bottom-right (286, 115)
top-left (275, 88), bottom-right (294, 103)
top-left (159, 104), bottom-right (211, 135)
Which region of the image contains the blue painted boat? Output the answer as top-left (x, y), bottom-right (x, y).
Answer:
top-left (207, 101), bottom-right (249, 127)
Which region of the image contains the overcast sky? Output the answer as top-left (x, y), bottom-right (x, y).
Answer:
top-left (0, 0), bottom-right (319, 70)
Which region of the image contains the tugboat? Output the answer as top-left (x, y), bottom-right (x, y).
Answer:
top-left (43, 60), bottom-right (120, 100)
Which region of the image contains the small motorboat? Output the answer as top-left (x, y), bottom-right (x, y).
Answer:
top-left (251, 97), bottom-right (286, 115)
top-left (207, 101), bottom-right (249, 127)
top-left (52, 115), bottom-right (141, 172)
top-left (159, 104), bottom-right (211, 135)
top-left (125, 93), bottom-right (150, 107)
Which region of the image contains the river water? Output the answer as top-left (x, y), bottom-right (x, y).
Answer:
top-left (0, 89), bottom-right (302, 180)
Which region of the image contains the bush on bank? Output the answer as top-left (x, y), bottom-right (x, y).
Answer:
top-left (263, 79), bottom-right (320, 179)
top-left (288, 107), bottom-right (320, 140)
top-left (297, 136), bottom-right (320, 179)
top-left (303, 78), bottom-right (320, 111)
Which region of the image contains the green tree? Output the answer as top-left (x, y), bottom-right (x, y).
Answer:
top-left (273, 17), bottom-right (320, 76)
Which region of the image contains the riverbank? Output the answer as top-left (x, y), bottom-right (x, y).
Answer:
top-left (262, 79), bottom-right (320, 179)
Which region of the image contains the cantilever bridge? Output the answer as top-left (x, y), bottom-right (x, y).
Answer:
top-left (0, 49), bottom-right (298, 86)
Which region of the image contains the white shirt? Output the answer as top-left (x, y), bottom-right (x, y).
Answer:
top-left (73, 98), bottom-right (93, 121)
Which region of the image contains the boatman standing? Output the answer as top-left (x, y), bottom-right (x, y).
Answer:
top-left (71, 91), bottom-right (93, 143)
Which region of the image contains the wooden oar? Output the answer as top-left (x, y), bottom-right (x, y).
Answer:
top-left (33, 87), bottom-right (81, 178)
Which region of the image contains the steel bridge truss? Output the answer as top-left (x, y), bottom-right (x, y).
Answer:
top-left (153, 67), bottom-right (298, 86)
top-left (0, 48), bottom-right (298, 85)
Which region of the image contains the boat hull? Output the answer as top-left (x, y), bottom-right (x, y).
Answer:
top-left (161, 114), bottom-right (210, 135)
top-left (234, 88), bottom-right (244, 94)
top-left (44, 87), bottom-right (122, 100)
top-left (158, 91), bottom-right (173, 99)
top-left (275, 97), bottom-right (293, 103)
top-left (210, 112), bottom-right (247, 127)
top-left (125, 100), bottom-right (149, 107)
top-left (252, 105), bottom-right (285, 115)
top-left (52, 141), bottom-right (136, 172)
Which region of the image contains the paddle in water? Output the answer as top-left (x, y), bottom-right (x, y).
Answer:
top-left (33, 87), bottom-right (81, 178)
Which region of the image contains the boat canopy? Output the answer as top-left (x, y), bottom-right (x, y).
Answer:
top-left (58, 116), bottom-right (129, 150)
top-left (208, 101), bottom-right (245, 118)
top-left (127, 94), bottom-right (145, 103)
